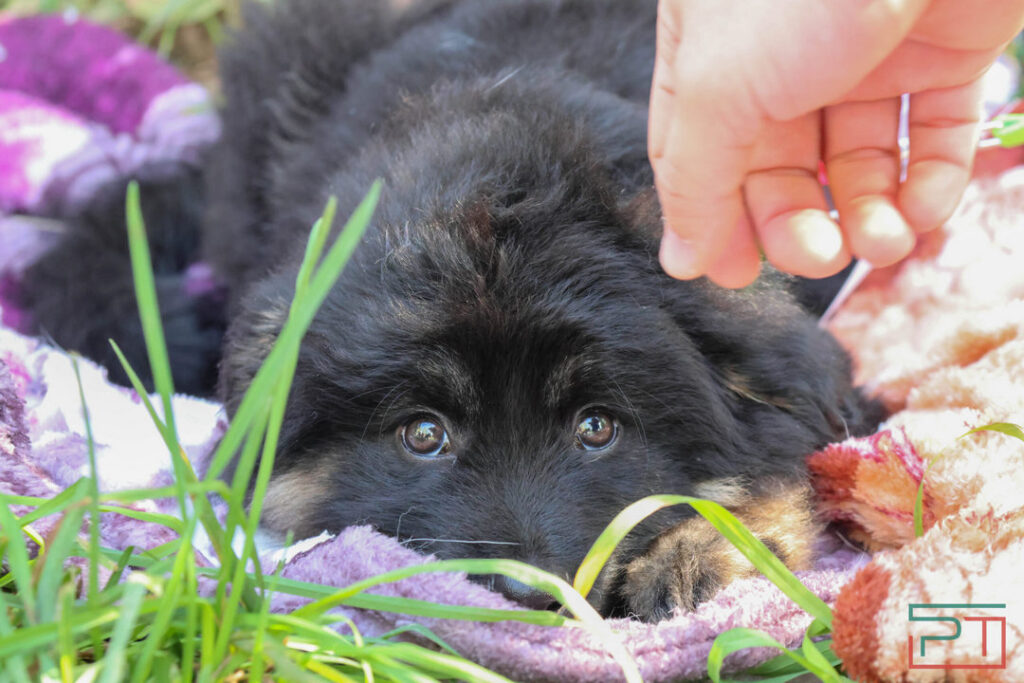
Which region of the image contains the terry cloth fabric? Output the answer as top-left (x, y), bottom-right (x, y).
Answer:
top-left (814, 171), bottom-right (1024, 681)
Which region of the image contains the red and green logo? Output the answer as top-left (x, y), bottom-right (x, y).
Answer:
top-left (908, 603), bottom-right (1007, 670)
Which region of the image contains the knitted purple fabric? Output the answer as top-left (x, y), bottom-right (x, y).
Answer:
top-left (0, 15), bottom-right (188, 134)
top-left (0, 15), bottom-right (219, 215)
top-left (0, 14), bottom-right (220, 330)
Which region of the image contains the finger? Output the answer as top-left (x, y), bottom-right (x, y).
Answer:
top-left (738, 0), bottom-right (929, 118)
top-left (744, 114), bottom-right (850, 278)
top-left (841, 42), bottom-right (1004, 102)
top-left (648, 0), bottom-right (682, 161)
top-left (825, 98), bottom-right (915, 266)
top-left (753, 207), bottom-right (850, 279)
top-left (654, 158), bottom-right (748, 280)
top-left (704, 210), bottom-right (761, 289)
top-left (841, 0), bottom-right (1024, 101)
top-left (653, 81), bottom-right (754, 279)
top-left (651, 0), bottom-right (758, 279)
top-left (911, 0), bottom-right (1024, 51)
top-left (898, 77), bottom-right (985, 233)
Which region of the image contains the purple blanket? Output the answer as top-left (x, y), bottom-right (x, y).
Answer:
top-left (0, 15), bottom-right (869, 680)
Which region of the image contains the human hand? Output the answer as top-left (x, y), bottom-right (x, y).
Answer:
top-left (650, 0), bottom-right (1024, 287)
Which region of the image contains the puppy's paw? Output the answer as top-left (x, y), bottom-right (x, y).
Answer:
top-left (620, 518), bottom-right (740, 621)
top-left (619, 479), bottom-right (819, 622)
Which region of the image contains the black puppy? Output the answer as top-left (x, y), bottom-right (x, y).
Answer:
top-left (25, 0), bottom-right (880, 620)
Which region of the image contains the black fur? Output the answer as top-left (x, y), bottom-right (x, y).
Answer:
top-left (22, 165), bottom-right (223, 395)
top-left (24, 0), bottom-right (881, 616)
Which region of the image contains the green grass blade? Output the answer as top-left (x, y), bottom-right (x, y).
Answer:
top-left (573, 494), bottom-right (833, 628)
top-left (204, 181), bottom-right (381, 482)
top-left (94, 505), bottom-right (183, 532)
top-left (288, 559), bottom-right (576, 622)
top-left (121, 189), bottom-right (231, 566)
top-left (35, 503), bottom-right (87, 624)
top-left (913, 477), bottom-right (926, 538)
top-left (342, 594), bottom-right (568, 626)
top-left (355, 654), bottom-right (438, 683)
top-left (213, 424), bottom-right (269, 657)
top-left (6, 484), bottom-right (86, 529)
top-left (0, 590), bottom-right (32, 683)
top-left (707, 628), bottom-right (838, 683)
top-left (125, 181), bottom-right (181, 449)
top-left (5, 479), bottom-right (227, 526)
top-left (72, 358), bottom-right (110, 663)
top-left (749, 632), bottom-right (840, 677)
top-left (98, 579), bottom-right (148, 683)
top-left (108, 341), bottom-right (173, 447)
top-left (213, 186), bottom-right (380, 662)
top-left (129, 517), bottom-right (197, 683)
top-left (181, 554), bottom-right (200, 683)
top-left (289, 557), bottom-right (641, 683)
top-left (197, 600), bottom-right (217, 681)
top-left (373, 642), bottom-right (512, 683)
top-left (0, 499), bottom-right (38, 620)
top-left (56, 582), bottom-right (76, 681)
top-left (210, 569), bottom-right (566, 626)
top-left (70, 357), bottom-right (103, 607)
top-left (378, 624), bottom-right (461, 658)
top-left (962, 422), bottom-right (1024, 442)
top-left (249, 539), bottom-right (291, 682)
top-left (102, 547), bottom-right (135, 591)
top-left (801, 631), bottom-right (842, 678)
top-left (259, 637), bottom-right (342, 683)
top-left (806, 617), bottom-right (830, 639)
top-left (247, 614), bottom-right (365, 655)
top-left (0, 599), bottom-right (160, 662)
top-left (736, 673), bottom-right (814, 683)
top-left (295, 196), bottom-right (338, 299)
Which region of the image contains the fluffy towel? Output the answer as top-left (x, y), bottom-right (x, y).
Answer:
top-left (814, 172), bottom-right (1024, 681)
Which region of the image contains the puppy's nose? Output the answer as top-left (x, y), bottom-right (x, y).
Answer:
top-left (492, 575), bottom-right (559, 611)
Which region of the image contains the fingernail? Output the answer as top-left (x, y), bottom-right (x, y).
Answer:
top-left (790, 211), bottom-right (845, 264)
top-left (852, 201), bottom-right (915, 264)
top-left (858, 202), bottom-right (910, 242)
top-left (660, 229), bottom-right (701, 279)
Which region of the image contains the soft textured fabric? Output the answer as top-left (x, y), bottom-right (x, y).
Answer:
top-left (816, 172), bottom-right (1024, 681)
top-left (0, 15), bottom-right (219, 215)
top-left (0, 13), bottom-right (219, 333)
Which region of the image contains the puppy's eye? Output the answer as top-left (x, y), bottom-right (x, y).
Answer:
top-left (400, 416), bottom-right (452, 458)
top-left (575, 410), bottom-right (618, 451)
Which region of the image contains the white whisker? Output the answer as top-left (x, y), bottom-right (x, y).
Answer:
top-left (399, 537), bottom-right (521, 546)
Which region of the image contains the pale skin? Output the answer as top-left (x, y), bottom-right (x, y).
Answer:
top-left (650, 0), bottom-right (1024, 287)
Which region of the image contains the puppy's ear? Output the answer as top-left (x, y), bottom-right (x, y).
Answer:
top-left (663, 274), bottom-right (881, 444)
top-left (218, 274), bottom-right (295, 416)
top-left (618, 189), bottom-right (881, 442)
